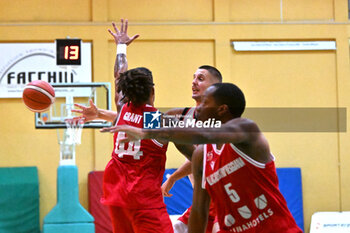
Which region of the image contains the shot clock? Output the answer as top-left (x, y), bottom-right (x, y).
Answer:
top-left (56, 39), bottom-right (81, 66)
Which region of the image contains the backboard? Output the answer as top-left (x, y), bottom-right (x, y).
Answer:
top-left (35, 82), bottom-right (113, 129)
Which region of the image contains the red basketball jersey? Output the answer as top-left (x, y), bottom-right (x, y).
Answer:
top-left (203, 143), bottom-right (302, 233)
top-left (101, 103), bottom-right (168, 209)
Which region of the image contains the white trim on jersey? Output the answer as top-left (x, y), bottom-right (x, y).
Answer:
top-left (114, 104), bottom-right (125, 126)
top-left (212, 144), bottom-right (225, 155)
top-left (151, 139), bottom-right (164, 148)
top-left (229, 143), bottom-right (266, 169)
top-left (186, 107), bottom-right (196, 119)
top-left (202, 144), bottom-right (207, 189)
top-left (271, 154), bottom-right (276, 161)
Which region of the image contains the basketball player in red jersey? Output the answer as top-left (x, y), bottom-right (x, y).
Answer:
top-left (73, 20), bottom-right (173, 233)
top-left (102, 20), bottom-right (173, 233)
top-left (103, 83), bottom-right (303, 233)
top-left (101, 67), bottom-right (174, 233)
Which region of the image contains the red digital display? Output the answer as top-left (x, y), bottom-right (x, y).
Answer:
top-left (64, 45), bottom-right (79, 60)
top-left (56, 39), bottom-right (81, 65)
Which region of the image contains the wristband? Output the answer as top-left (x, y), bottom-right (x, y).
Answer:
top-left (117, 44), bottom-right (127, 55)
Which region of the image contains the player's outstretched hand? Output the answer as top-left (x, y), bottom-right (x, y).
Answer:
top-left (108, 19), bottom-right (140, 45)
top-left (100, 125), bottom-right (145, 141)
top-left (71, 99), bottom-right (99, 122)
top-left (161, 176), bottom-right (175, 197)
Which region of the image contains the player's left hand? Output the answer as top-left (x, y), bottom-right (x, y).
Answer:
top-left (161, 176), bottom-right (175, 197)
top-left (108, 19), bottom-right (140, 45)
top-left (100, 125), bottom-right (145, 141)
top-left (71, 99), bottom-right (99, 122)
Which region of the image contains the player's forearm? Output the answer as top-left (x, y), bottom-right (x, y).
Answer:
top-left (97, 109), bottom-right (118, 122)
top-left (169, 160), bottom-right (192, 181)
top-left (144, 127), bottom-right (238, 145)
top-left (143, 119), bottom-right (252, 145)
top-left (114, 53), bottom-right (128, 79)
top-left (189, 147), bottom-right (210, 233)
top-left (188, 208), bottom-right (208, 233)
top-left (114, 45), bottom-right (128, 107)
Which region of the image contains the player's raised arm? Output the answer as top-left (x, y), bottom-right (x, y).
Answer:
top-left (188, 146), bottom-right (210, 233)
top-left (108, 19), bottom-right (140, 110)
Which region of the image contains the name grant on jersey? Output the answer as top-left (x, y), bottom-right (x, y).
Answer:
top-left (206, 157), bottom-right (245, 186)
top-left (123, 112), bottom-right (142, 124)
top-left (229, 208), bottom-right (274, 232)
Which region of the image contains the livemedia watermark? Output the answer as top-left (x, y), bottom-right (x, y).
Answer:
top-left (143, 107), bottom-right (347, 132)
top-left (143, 110), bottom-right (222, 129)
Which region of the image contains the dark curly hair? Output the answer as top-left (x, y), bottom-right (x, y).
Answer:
top-left (211, 83), bottom-right (245, 118)
top-left (117, 67), bottom-right (155, 106)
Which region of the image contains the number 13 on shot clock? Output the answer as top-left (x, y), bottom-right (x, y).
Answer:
top-left (56, 39), bottom-right (81, 66)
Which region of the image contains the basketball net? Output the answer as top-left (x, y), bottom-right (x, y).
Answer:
top-left (59, 118), bottom-right (84, 166)
top-left (65, 118), bottom-right (84, 145)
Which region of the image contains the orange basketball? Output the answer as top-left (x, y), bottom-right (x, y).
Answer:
top-left (22, 80), bottom-right (55, 112)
